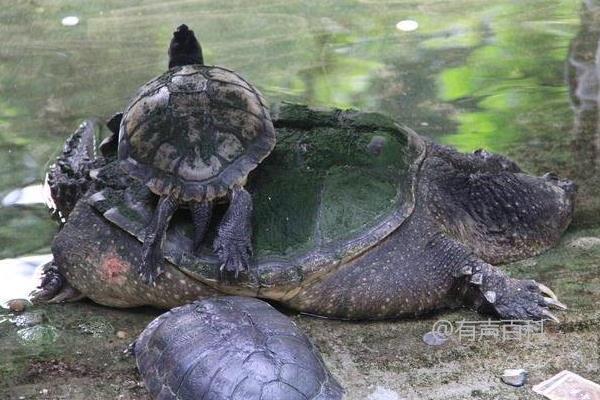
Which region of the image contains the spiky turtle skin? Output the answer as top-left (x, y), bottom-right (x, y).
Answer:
top-left (118, 65), bottom-right (275, 203)
top-left (135, 296), bottom-right (343, 400)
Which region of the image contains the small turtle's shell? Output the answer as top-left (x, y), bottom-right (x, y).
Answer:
top-left (135, 296), bottom-right (343, 400)
top-left (118, 65), bottom-right (275, 202)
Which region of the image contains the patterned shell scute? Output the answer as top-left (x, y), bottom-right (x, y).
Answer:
top-left (118, 65), bottom-right (275, 202)
top-left (135, 296), bottom-right (344, 400)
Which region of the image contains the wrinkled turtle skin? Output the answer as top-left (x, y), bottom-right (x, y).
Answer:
top-left (37, 103), bottom-right (574, 322)
top-left (135, 296), bottom-right (343, 400)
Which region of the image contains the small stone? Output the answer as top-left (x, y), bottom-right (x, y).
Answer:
top-left (568, 236), bottom-right (600, 250)
top-left (7, 298), bottom-right (31, 313)
top-left (368, 386), bottom-right (404, 400)
top-left (422, 331), bottom-right (448, 346)
top-left (116, 330), bottom-right (128, 339)
top-left (501, 368), bottom-right (528, 387)
top-left (41, 388), bottom-right (48, 394)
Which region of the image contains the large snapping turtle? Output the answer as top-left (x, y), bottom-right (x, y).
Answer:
top-left (34, 24), bottom-right (575, 400)
top-left (38, 100), bottom-right (574, 320)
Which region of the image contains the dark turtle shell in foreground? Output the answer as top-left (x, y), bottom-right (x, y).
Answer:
top-left (135, 296), bottom-right (343, 400)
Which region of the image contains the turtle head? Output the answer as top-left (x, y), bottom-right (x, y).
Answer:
top-left (168, 24), bottom-right (204, 68)
top-left (425, 146), bottom-right (576, 263)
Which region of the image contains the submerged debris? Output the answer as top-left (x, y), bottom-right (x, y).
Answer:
top-left (17, 325), bottom-right (58, 345)
top-left (11, 310), bottom-right (45, 328)
top-left (77, 317), bottom-right (114, 337)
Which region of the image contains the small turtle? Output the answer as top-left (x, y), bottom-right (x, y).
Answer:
top-left (134, 296), bottom-right (343, 400)
top-left (113, 25), bottom-right (275, 284)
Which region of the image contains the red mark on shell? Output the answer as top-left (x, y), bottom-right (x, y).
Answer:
top-left (99, 252), bottom-right (130, 286)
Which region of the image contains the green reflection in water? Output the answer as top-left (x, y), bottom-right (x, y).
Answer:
top-left (1, 0), bottom-right (597, 257)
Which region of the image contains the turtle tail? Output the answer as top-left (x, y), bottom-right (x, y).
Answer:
top-left (168, 24), bottom-right (204, 68)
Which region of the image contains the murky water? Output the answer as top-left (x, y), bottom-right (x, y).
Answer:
top-left (0, 0), bottom-right (599, 300)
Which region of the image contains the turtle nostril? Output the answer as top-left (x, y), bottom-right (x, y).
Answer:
top-left (473, 148), bottom-right (489, 159)
top-left (560, 179), bottom-right (577, 195)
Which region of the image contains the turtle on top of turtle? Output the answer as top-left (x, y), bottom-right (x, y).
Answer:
top-left (110, 24), bottom-right (276, 284)
top-left (34, 23), bottom-right (576, 400)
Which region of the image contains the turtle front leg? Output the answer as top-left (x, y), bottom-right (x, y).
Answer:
top-left (458, 261), bottom-right (567, 322)
top-left (214, 186), bottom-right (253, 277)
top-left (190, 201), bottom-right (213, 254)
top-left (30, 262), bottom-right (84, 304)
top-left (140, 193), bottom-right (178, 285)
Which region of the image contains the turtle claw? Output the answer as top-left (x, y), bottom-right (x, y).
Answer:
top-left (477, 273), bottom-right (567, 322)
top-left (30, 262), bottom-right (64, 303)
top-left (138, 265), bottom-right (162, 286)
top-left (138, 248), bottom-right (164, 286)
top-left (214, 237), bottom-right (251, 278)
top-left (537, 283), bottom-right (558, 301)
top-left (138, 241), bottom-right (164, 287)
top-left (542, 309), bottom-right (561, 323)
top-left (543, 297), bottom-right (568, 310)
top-left (45, 286), bottom-right (84, 303)
top-left (31, 262), bottom-right (84, 304)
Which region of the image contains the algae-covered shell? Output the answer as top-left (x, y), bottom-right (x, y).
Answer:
top-left (91, 103), bottom-right (426, 297)
top-left (118, 65), bottom-right (275, 202)
top-left (135, 296), bottom-right (343, 400)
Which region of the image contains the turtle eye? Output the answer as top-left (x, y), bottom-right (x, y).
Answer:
top-left (543, 172), bottom-right (559, 181)
top-left (473, 149), bottom-right (490, 159)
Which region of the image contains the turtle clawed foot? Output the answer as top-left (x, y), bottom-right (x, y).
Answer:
top-left (139, 244), bottom-right (165, 286)
top-left (31, 262), bottom-right (84, 303)
top-left (214, 236), bottom-right (252, 278)
top-left (484, 279), bottom-right (567, 323)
